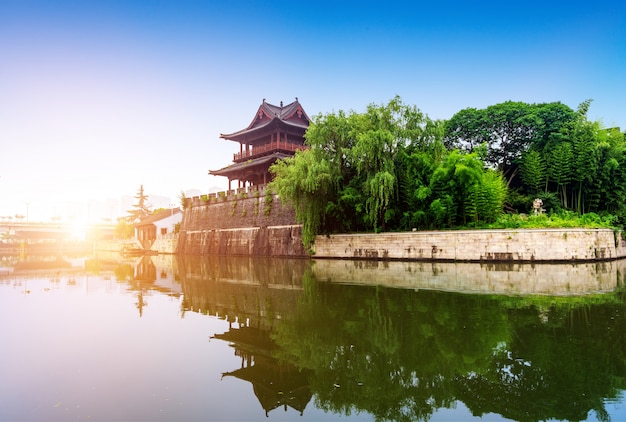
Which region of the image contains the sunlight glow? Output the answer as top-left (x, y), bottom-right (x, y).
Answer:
top-left (68, 220), bottom-right (88, 240)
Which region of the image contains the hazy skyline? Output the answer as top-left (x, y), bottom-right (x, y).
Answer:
top-left (2, 1), bottom-right (625, 222)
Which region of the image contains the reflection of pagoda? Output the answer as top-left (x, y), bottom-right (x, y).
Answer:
top-left (214, 324), bottom-right (312, 417)
top-left (209, 98), bottom-right (311, 190)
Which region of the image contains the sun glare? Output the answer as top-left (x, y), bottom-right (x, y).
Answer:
top-left (69, 220), bottom-right (88, 240)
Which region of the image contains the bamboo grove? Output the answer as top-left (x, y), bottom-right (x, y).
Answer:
top-left (269, 97), bottom-right (626, 247)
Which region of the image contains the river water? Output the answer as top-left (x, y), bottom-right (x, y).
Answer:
top-left (1, 252), bottom-right (626, 421)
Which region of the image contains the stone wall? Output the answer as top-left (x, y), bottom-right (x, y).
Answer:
top-left (178, 225), bottom-right (305, 256)
top-left (311, 228), bottom-right (626, 262)
top-left (178, 187), bottom-right (626, 262)
top-left (177, 186), bottom-right (306, 257)
top-left (181, 186), bottom-right (296, 231)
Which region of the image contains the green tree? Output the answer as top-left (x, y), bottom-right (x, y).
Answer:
top-left (520, 148), bottom-right (547, 194)
top-left (270, 148), bottom-right (336, 247)
top-left (569, 102), bottom-right (598, 213)
top-left (466, 169), bottom-right (508, 225)
top-left (271, 97), bottom-right (432, 243)
top-left (428, 150), bottom-right (505, 227)
top-left (395, 120), bottom-right (446, 230)
top-left (444, 101), bottom-right (575, 184)
top-left (547, 142), bottom-right (573, 208)
top-left (590, 127), bottom-right (626, 216)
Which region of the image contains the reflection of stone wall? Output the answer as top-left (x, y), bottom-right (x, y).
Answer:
top-left (312, 258), bottom-right (626, 295)
top-left (177, 256), bottom-right (308, 328)
top-left (151, 237), bottom-right (177, 254)
top-left (312, 229), bottom-right (626, 262)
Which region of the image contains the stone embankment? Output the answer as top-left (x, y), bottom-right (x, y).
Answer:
top-left (177, 185), bottom-right (626, 262)
top-left (312, 228), bottom-right (626, 262)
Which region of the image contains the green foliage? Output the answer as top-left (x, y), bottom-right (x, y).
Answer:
top-left (427, 150), bottom-right (506, 227)
top-left (271, 96), bottom-right (434, 244)
top-left (444, 101), bottom-right (576, 175)
top-left (548, 141), bottom-right (573, 206)
top-left (270, 148), bottom-right (333, 246)
top-left (466, 170), bottom-right (508, 225)
top-left (511, 99), bottom-right (626, 221)
top-left (270, 276), bottom-right (626, 422)
top-left (264, 189), bottom-right (274, 216)
top-left (520, 149), bottom-right (546, 194)
top-left (269, 96), bottom-right (625, 243)
top-left (474, 211), bottom-right (617, 230)
top-left (114, 217), bottom-right (134, 239)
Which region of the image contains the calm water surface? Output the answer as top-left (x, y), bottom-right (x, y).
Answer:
top-left (1, 253), bottom-right (626, 421)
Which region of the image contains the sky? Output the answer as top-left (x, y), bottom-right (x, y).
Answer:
top-left (1, 0), bottom-right (625, 223)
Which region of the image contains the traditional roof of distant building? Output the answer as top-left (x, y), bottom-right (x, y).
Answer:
top-left (134, 208), bottom-right (181, 227)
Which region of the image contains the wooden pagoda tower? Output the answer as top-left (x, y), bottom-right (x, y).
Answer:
top-left (209, 98), bottom-right (311, 190)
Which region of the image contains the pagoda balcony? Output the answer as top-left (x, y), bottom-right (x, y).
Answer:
top-left (233, 140), bottom-right (308, 162)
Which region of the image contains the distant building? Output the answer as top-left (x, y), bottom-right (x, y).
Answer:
top-left (134, 208), bottom-right (182, 250)
top-left (210, 98), bottom-right (311, 190)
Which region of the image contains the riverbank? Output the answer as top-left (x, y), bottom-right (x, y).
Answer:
top-left (176, 186), bottom-right (626, 262)
top-left (311, 228), bottom-right (626, 262)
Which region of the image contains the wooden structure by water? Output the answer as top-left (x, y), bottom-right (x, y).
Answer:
top-left (209, 98), bottom-right (310, 189)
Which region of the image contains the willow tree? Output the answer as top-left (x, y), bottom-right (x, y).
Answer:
top-left (270, 97), bottom-right (432, 245)
top-left (270, 148), bottom-right (336, 248)
top-left (350, 103), bottom-right (399, 231)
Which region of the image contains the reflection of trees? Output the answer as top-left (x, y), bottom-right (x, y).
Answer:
top-left (99, 256), bottom-right (163, 317)
top-left (458, 303), bottom-right (626, 422)
top-left (176, 256), bottom-right (626, 421)
top-left (270, 272), bottom-right (626, 421)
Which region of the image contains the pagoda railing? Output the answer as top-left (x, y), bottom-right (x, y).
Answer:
top-left (233, 140), bottom-right (307, 162)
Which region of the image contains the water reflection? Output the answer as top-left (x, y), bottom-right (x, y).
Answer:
top-left (2, 253), bottom-right (626, 421)
top-left (175, 255), bottom-right (626, 421)
top-left (215, 325), bottom-right (313, 417)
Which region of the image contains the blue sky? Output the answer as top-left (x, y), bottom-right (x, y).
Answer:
top-left (1, 1), bottom-right (625, 222)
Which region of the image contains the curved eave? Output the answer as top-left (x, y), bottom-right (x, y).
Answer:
top-left (209, 152), bottom-right (291, 178)
top-left (220, 118), bottom-right (308, 143)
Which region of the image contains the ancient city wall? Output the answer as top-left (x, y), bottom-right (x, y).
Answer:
top-left (177, 186), bottom-right (306, 257)
top-left (177, 186), bottom-right (626, 262)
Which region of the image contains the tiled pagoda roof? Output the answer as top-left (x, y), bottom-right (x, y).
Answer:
top-left (220, 98), bottom-right (311, 144)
